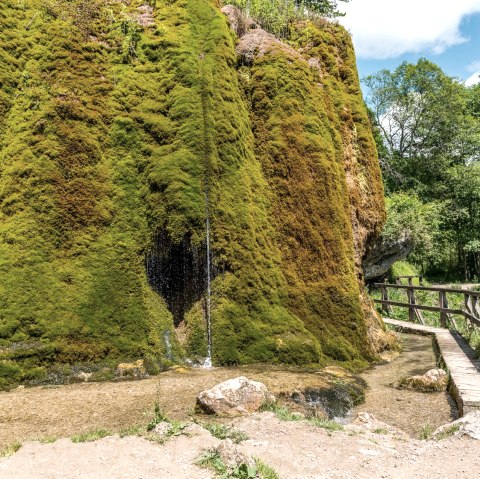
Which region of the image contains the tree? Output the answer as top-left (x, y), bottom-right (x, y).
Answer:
top-left (296, 0), bottom-right (350, 16)
top-left (364, 59), bottom-right (476, 199)
top-left (231, 0), bottom-right (350, 37)
top-left (365, 60), bottom-right (480, 280)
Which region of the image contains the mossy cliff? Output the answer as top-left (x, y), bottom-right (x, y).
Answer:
top-left (0, 0), bottom-right (387, 388)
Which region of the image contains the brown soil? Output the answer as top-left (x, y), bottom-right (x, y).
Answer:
top-left (0, 334), bottom-right (468, 478)
top-left (0, 365), bottom-right (337, 448)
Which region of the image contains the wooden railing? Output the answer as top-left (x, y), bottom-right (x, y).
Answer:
top-left (395, 275), bottom-right (424, 286)
top-left (374, 283), bottom-right (480, 330)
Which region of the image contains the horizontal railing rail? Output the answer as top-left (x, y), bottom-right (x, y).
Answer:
top-left (373, 283), bottom-right (480, 330)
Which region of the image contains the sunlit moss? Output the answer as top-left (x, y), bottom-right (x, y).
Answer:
top-left (0, 0), bottom-right (383, 387)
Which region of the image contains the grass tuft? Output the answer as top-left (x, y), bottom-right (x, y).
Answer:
top-left (71, 429), bottom-right (111, 443)
top-left (419, 424), bottom-right (434, 440)
top-left (0, 442), bottom-right (21, 458)
top-left (202, 423), bottom-right (249, 443)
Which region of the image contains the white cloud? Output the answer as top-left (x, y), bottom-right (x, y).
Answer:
top-left (465, 72), bottom-right (480, 86)
top-left (340, 0), bottom-right (480, 59)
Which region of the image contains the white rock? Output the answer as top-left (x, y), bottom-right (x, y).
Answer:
top-left (196, 376), bottom-right (275, 416)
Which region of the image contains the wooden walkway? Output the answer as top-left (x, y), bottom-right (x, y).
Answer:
top-left (384, 318), bottom-right (480, 416)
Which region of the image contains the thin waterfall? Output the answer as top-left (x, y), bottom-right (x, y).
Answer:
top-left (203, 186), bottom-right (213, 368)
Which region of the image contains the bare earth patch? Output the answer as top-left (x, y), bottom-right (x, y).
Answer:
top-left (0, 365), bottom-right (340, 448)
top-left (1, 412), bottom-right (479, 479)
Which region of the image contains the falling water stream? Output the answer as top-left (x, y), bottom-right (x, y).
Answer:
top-left (203, 189), bottom-right (213, 369)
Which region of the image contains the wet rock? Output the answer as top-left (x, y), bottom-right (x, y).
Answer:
top-left (217, 439), bottom-right (255, 469)
top-left (196, 376), bottom-right (275, 416)
top-left (434, 411), bottom-right (480, 440)
top-left (398, 368), bottom-right (448, 392)
top-left (115, 360), bottom-right (147, 379)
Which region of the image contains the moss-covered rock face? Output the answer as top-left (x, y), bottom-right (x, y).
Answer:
top-left (0, 0), bottom-right (385, 387)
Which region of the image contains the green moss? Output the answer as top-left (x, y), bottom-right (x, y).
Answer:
top-left (242, 20), bottom-right (380, 362)
top-left (0, 1), bottom-right (384, 385)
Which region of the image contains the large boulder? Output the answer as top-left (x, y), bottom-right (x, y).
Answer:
top-left (362, 234), bottom-right (413, 282)
top-left (196, 376), bottom-right (275, 416)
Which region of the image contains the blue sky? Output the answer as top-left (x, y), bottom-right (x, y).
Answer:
top-left (339, 1), bottom-right (480, 85)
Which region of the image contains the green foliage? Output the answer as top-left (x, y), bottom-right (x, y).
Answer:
top-left (196, 449), bottom-right (277, 479)
top-left (260, 402), bottom-right (303, 421)
top-left (309, 418), bottom-right (344, 431)
top-left (419, 423), bottom-right (434, 440)
top-left (255, 460), bottom-right (279, 479)
top-left (364, 59), bottom-right (474, 198)
top-left (434, 423), bottom-right (460, 441)
top-left (229, 0), bottom-right (350, 37)
top-left (146, 402), bottom-right (169, 431)
top-left (366, 59), bottom-right (480, 280)
top-left (389, 261), bottom-right (418, 282)
top-left (0, 442), bottom-right (22, 458)
top-left (202, 423), bottom-right (249, 443)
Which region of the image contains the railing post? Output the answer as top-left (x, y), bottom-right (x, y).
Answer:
top-left (439, 291), bottom-right (447, 328)
top-left (407, 287), bottom-right (415, 322)
top-left (380, 285), bottom-right (390, 315)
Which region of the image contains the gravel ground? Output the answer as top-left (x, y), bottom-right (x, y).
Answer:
top-left (0, 412), bottom-right (477, 479)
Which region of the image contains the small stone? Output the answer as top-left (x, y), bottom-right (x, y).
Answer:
top-left (397, 368), bottom-right (448, 391)
top-left (434, 411), bottom-right (480, 440)
top-left (153, 421), bottom-right (172, 436)
top-left (217, 439), bottom-right (255, 469)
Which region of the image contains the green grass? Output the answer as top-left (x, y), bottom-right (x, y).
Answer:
top-left (309, 418), bottom-right (344, 432)
top-left (37, 435), bottom-right (58, 444)
top-left (419, 424), bottom-right (434, 440)
top-left (259, 402), bottom-right (303, 421)
top-left (372, 427), bottom-right (389, 435)
top-left (118, 425), bottom-right (145, 438)
top-left (260, 401), bottom-right (344, 432)
top-left (196, 449), bottom-right (278, 479)
top-left (202, 423), bottom-right (249, 443)
top-left (434, 423), bottom-right (460, 440)
top-left (0, 442), bottom-right (21, 458)
top-left (146, 402), bottom-right (169, 432)
top-left (255, 459), bottom-right (279, 479)
top-left (70, 429), bottom-right (112, 443)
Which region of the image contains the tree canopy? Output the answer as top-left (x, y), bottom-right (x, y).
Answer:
top-left (365, 59), bottom-right (480, 280)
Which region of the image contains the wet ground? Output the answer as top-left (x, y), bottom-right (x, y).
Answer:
top-left (0, 333), bottom-right (456, 448)
top-left (351, 332), bottom-right (457, 437)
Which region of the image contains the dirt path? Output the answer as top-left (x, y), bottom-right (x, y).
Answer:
top-left (350, 333), bottom-right (457, 436)
top-left (0, 412), bottom-right (478, 479)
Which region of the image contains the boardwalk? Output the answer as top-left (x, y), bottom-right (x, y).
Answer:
top-left (384, 318), bottom-right (480, 416)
